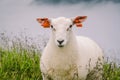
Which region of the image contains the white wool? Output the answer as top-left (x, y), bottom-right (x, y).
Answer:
top-left (40, 17), bottom-right (103, 80)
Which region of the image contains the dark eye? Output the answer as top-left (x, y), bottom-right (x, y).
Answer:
top-left (51, 25), bottom-right (53, 28)
top-left (51, 25), bottom-right (56, 31)
top-left (69, 25), bottom-right (72, 28)
top-left (67, 25), bottom-right (72, 31)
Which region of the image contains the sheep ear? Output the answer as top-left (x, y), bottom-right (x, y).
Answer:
top-left (36, 18), bottom-right (50, 28)
top-left (73, 16), bottom-right (87, 27)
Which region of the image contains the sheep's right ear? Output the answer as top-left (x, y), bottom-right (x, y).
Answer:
top-left (73, 16), bottom-right (87, 27)
top-left (36, 18), bottom-right (50, 28)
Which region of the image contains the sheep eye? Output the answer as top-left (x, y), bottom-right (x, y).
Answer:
top-left (51, 25), bottom-right (56, 31)
top-left (67, 25), bottom-right (72, 31)
top-left (69, 25), bottom-right (72, 28)
top-left (51, 25), bottom-right (53, 28)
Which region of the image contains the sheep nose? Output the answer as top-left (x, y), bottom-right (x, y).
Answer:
top-left (57, 40), bottom-right (64, 45)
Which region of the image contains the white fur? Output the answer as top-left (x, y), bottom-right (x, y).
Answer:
top-left (40, 17), bottom-right (103, 80)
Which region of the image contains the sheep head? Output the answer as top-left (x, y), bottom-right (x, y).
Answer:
top-left (37, 16), bottom-right (87, 47)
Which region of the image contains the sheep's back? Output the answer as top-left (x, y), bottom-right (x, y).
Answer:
top-left (76, 36), bottom-right (103, 79)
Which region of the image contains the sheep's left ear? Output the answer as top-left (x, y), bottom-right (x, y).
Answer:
top-left (36, 18), bottom-right (50, 28)
top-left (73, 16), bottom-right (87, 27)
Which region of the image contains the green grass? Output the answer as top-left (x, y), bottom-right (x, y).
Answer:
top-left (0, 33), bottom-right (120, 80)
top-left (0, 47), bottom-right (120, 80)
top-left (0, 47), bottom-right (42, 80)
top-left (103, 62), bottom-right (120, 80)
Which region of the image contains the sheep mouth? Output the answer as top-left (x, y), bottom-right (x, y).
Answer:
top-left (58, 45), bottom-right (64, 48)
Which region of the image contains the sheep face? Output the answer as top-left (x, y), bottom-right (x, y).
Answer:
top-left (51, 17), bottom-right (73, 47)
top-left (37, 16), bottom-right (87, 47)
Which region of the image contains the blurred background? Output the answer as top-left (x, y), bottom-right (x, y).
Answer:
top-left (0, 0), bottom-right (120, 63)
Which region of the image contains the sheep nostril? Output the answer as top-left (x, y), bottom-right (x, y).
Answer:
top-left (57, 40), bottom-right (64, 45)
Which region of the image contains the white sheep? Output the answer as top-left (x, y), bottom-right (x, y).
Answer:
top-left (37, 16), bottom-right (103, 80)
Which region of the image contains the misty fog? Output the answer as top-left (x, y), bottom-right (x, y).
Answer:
top-left (0, 0), bottom-right (120, 63)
